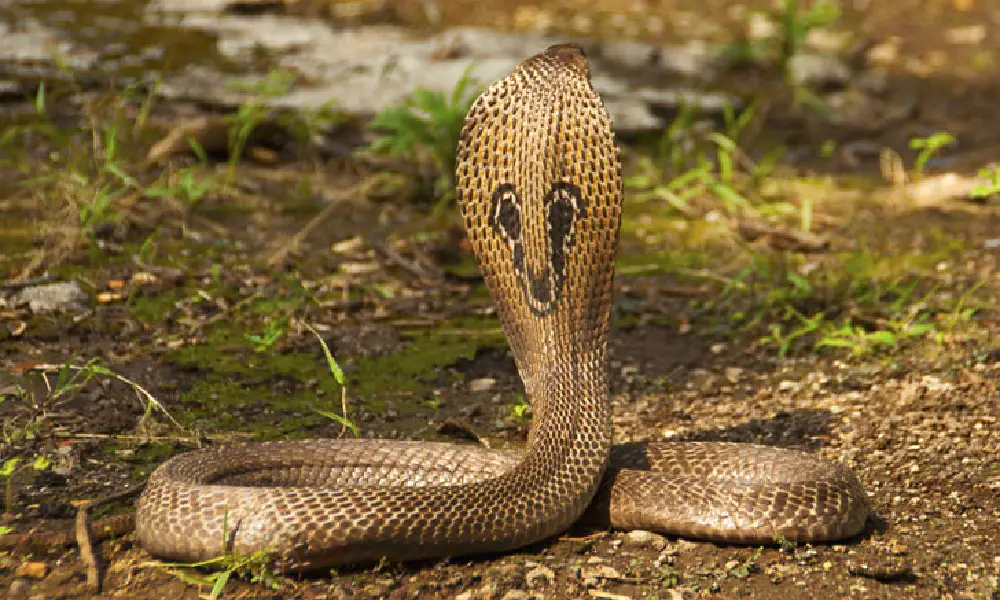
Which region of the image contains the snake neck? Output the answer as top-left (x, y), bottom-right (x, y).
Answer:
top-left (519, 342), bottom-right (612, 465)
top-left (453, 40), bottom-right (622, 498)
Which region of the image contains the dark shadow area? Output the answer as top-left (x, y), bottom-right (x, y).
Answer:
top-left (670, 409), bottom-right (842, 449)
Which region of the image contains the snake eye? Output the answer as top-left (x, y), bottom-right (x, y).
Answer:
top-left (490, 184), bottom-right (521, 242)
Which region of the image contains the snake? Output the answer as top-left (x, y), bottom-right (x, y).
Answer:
top-left (135, 44), bottom-right (869, 572)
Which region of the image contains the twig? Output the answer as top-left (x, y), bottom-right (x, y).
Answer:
top-left (54, 431), bottom-right (254, 443)
top-left (77, 501), bottom-right (99, 592)
top-left (589, 590), bottom-right (642, 599)
top-left (435, 419), bottom-right (491, 448)
top-left (0, 486), bottom-right (142, 554)
top-left (267, 185), bottom-right (365, 267)
top-left (671, 267), bottom-right (747, 289)
top-left (559, 531), bottom-right (609, 543)
top-left (132, 254), bottom-right (185, 281)
top-left (0, 276), bottom-right (56, 289)
top-left (368, 237), bottom-right (443, 285)
top-left (735, 217), bottom-right (830, 253)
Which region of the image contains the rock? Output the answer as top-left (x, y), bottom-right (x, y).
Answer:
top-left (0, 21), bottom-right (97, 69)
top-left (659, 41), bottom-right (716, 78)
top-left (469, 378), bottom-right (496, 393)
top-left (778, 380), bottom-right (799, 392)
top-left (624, 529), bottom-right (667, 550)
top-left (601, 40), bottom-right (716, 78)
top-left (579, 565), bottom-right (621, 587)
top-left (787, 53), bottom-right (850, 88)
top-left (599, 40), bottom-right (660, 69)
top-left (11, 282), bottom-right (88, 313)
top-left (3, 0), bottom-right (744, 136)
top-left (668, 539), bottom-right (699, 554)
top-left (525, 565), bottom-right (555, 588)
top-left (139, 3), bottom-right (732, 134)
top-left (501, 591), bottom-right (529, 600)
top-left (746, 12), bottom-right (777, 42)
top-left (906, 173), bottom-right (986, 206)
top-left (15, 562), bottom-right (48, 579)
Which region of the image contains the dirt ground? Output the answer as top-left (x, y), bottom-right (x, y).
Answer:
top-left (2, 0), bottom-right (1000, 599)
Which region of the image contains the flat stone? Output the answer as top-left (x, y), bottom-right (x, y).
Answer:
top-left (11, 282), bottom-right (88, 313)
top-left (787, 52), bottom-right (850, 88)
top-left (625, 529), bottom-right (667, 550)
top-left (469, 377), bottom-right (496, 393)
top-left (143, 3), bottom-right (736, 134)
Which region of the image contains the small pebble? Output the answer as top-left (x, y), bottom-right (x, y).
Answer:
top-left (15, 562), bottom-right (48, 579)
top-left (469, 377), bottom-right (496, 392)
top-left (624, 529), bottom-right (667, 550)
top-left (580, 565), bottom-right (621, 587)
top-left (12, 282), bottom-right (87, 313)
top-left (888, 539), bottom-right (909, 555)
top-left (724, 367), bottom-right (743, 383)
top-left (525, 565), bottom-right (554, 588)
top-left (778, 380), bottom-right (798, 391)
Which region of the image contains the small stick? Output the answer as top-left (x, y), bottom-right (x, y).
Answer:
top-left (267, 186), bottom-right (363, 267)
top-left (0, 276), bottom-right (56, 289)
top-left (0, 485), bottom-right (142, 561)
top-left (76, 502), bottom-right (99, 592)
top-left (368, 238), bottom-right (442, 285)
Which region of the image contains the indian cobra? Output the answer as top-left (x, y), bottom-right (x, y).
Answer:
top-left (136, 44), bottom-right (869, 571)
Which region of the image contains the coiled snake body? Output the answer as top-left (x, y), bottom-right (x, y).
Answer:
top-left (136, 44), bottom-right (869, 571)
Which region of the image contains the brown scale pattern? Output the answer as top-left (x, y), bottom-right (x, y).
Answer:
top-left (135, 44), bottom-right (869, 572)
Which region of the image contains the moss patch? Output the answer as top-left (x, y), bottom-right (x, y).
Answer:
top-left (160, 313), bottom-right (505, 440)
